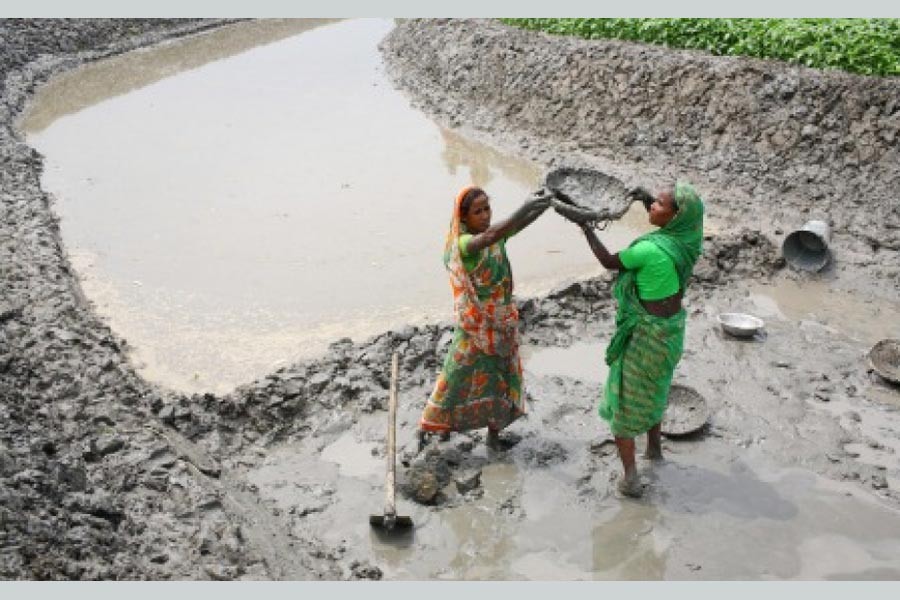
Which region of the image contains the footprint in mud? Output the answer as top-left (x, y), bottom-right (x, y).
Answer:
top-left (513, 438), bottom-right (569, 467)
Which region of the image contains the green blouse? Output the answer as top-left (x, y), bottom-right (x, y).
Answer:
top-left (618, 240), bottom-right (679, 301)
top-left (458, 230), bottom-right (517, 272)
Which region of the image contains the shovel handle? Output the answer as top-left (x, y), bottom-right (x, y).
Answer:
top-left (384, 351), bottom-right (399, 520)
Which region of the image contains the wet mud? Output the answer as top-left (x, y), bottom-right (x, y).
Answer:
top-left (2, 18), bottom-right (900, 580)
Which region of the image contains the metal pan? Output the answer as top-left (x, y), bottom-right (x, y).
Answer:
top-left (717, 312), bottom-right (765, 339)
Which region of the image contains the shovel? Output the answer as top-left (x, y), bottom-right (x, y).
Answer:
top-left (369, 351), bottom-right (413, 531)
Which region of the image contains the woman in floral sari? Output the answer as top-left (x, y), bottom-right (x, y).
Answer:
top-left (565, 181), bottom-right (704, 497)
top-left (419, 185), bottom-right (551, 449)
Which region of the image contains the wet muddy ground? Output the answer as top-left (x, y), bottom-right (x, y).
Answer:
top-left (2, 19), bottom-right (900, 580)
top-left (227, 268), bottom-right (900, 579)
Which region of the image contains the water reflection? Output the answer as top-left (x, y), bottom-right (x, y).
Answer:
top-left (440, 126), bottom-right (541, 190)
top-left (592, 502), bottom-right (666, 580)
top-left (22, 19), bottom-right (340, 134)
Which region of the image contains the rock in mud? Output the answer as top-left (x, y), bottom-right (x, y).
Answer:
top-left (454, 468), bottom-right (482, 494)
top-left (203, 564), bottom-right (240, 581)
top-left (871, 475), bottom-right (889, 490)
top-left (407, 468), bottom-right (440, 504)
top-left (350, 560), bottom-right (383, 580)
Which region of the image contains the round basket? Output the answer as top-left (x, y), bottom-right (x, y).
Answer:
top-left (661, 384), bottom-right (710, 437)
top-left (869, 339), bottom-right (900, 385)
top-left (543, 167), bottom-right (632, 222)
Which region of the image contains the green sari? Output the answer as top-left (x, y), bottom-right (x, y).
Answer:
top-left (599, 182), bottom-right (705, 438)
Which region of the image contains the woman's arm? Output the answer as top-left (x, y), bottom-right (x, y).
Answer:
top-left (466, 191), bottom-right (551, 254)
top-left (580, 222), bottom-right (624, 270)
top-left (516, 197), bottom-right (550, 231)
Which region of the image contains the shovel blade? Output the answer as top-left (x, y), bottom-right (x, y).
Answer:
top-left (369, 514), bottom-right (414, 530)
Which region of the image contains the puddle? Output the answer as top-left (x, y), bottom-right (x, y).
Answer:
top-left (24, 18), bottom-right (651, 394)
top-left (320, 430), bottom-right (383, 480)
top-left (590, 502), bottom-right (667, 580)
top-left (750, 277), bottom-right (900, 345)
top-left (245, 432), bottom-right (900, 579)
top-left (522, 341), bottom-right (607, 383)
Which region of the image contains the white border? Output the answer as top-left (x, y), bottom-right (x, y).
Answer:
top-left (2, 1), bottom-right (900, 18)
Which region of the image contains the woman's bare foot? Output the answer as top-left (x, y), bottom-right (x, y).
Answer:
top-left (643, 424), bottom-right (663, 460)
top-left (416, 430), bottom-right (431, 454)
top-left (486, 427), bottom-right (501, 450)
top-left (617, 471), bottom-right (644, 498)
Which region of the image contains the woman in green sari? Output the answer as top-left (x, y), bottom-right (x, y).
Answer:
top-left (573, 181), bottom-right (704, 497)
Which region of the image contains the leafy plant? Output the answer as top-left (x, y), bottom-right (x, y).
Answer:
top-left (501, 18), bottom-right (900, 77)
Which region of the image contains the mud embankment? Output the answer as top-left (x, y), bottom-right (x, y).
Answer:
top-left (380, 19), bottom-right (900, 296)
top-left (0, 19), bottom-right (319, 580)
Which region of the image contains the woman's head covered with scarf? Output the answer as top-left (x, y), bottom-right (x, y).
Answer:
top-left (444, 185), bottom-right (485, 267)
top-left (641, 180), bottom-right (705, 290)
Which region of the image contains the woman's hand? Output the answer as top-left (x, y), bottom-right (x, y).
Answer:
top-left (524, 189), bottom-right (553, 213)
top-left (508, 188), bottom-right (552, 232)
top-left (626, 186), bottom-right (655, 212)
top-left (552, 199), bottom-right (593, 225)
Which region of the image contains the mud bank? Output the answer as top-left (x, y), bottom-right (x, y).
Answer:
top-left (380, 19), bottom-right (900, 299)
top-left (2, 19), bottom-right (900, 581)
top-left (0, 19), bottom-right (342, 580)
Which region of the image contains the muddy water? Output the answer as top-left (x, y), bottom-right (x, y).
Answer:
top-left (522, 342), bottom-right (607, 384)
top-left (749, 277), bottom-right (900, 345)
top-left (245, 391), bottom-right (900, 580)
top-left (24, 18), bottom-right (651, 394)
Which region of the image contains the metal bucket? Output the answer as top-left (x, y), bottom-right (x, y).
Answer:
top-left (782, 220), bottom-right (831, 272)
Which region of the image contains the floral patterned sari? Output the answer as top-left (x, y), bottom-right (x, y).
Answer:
top-left (419, 186), bottom-right (525, 433)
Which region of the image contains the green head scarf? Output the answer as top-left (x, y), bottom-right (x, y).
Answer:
top-left (635, 180), bottom-right (705, 291)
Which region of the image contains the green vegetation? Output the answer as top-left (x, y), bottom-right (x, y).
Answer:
top-left (501, 19), bottom-right (900, 77)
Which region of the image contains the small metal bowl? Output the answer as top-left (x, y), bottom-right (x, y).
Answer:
top-left (661, 384), bottom-right (709, 437)
top-left (869, 339), bottom-right (900, 385)
top-left (717, 312), bottom-right (765, 339)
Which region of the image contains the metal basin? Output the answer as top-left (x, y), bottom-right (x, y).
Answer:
top-left (661, 384), bottom-right (709, 437)
top-left (544, 167), bottom-right (632, 223)
top-left (717, 312), bottom-right (764, 339)
top-left (869, 339), bottom-right (900, 385)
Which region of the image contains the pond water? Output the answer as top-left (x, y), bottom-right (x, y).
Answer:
top-left (24, 18), bottom-right (650, 394)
